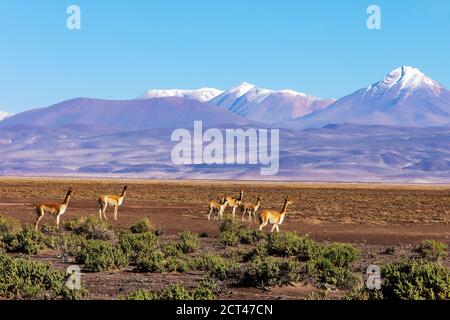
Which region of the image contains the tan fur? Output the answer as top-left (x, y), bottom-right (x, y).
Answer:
top-left (259, 196), bottom-right (292, 233)
top-left (240, 196), bottom-right (262, 222)
top-left (207, 197), bottom-right (228, 221)
top-left (225, 189), bottom-right (244, 219)
top-left (98, 186), bottom-right (128, 221)
top-left (34, 188), bottom-right (73, 230)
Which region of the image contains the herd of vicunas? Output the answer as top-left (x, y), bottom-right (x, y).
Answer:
top-left (34, 187), bottom-right (292, 233)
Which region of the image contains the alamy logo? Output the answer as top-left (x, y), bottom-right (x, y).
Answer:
top-left (366, 265), bottom-right (382, 290)
top-left (66, 5), bottom-right (81, 30)
top-left (171, 121), bottom-right (280, 176)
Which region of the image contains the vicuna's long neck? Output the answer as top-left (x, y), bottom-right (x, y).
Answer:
top-left (281, 200), bottom-right (289, 215)
top-left (120, 188), bottom-right (127, 198)
top-left (238, 190), bottom-right (243, 201)
top-left (256, 198), bottom-right (261, 208)
top-left (63, 192), bottom-right (71, 206)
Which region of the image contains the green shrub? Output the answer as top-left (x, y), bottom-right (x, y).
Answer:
top-left (130, 218), bottom-right (154, 234)
top-left (177, 231), bottom-right (198, 254)
top-left (63, 219), bottom-right (80, 231)
top-left (242, 256), bottom-right (301, 286)
top-left (40, 223), bottom-right (58, 235)
top-left (121, 289), bottom-right (158, 300)
top-left (243, 243), bottom-right (268, 262)
top-left (321, 243), bottom-right (359, 268)
top-left (135, 250), bottom-right (196, 274)
top-left (118, 232), bottom-right (159, 262)
top-left (161, 243), bottom-right (183, 258)
top-left (2, 226), bottom-right (46, 255)
top-left (220, 230), bottom-right (240, 247)
top-left (75, 240), bottom-right (128, 272)
top-left (54, 234), bottom-right (88, 257)
top-left (0, 253), bottom-right (87, 300)
top-left (305, 257), bottom-right (358, 289)
top-left (218, 218), bottom-right (239, 233)
top-left (238, 229), bottom-right (265, 244)
top-left (135, 251), bottom-right (166, 273)
top-left (378, 260), bottom-right (450, 300)
top-left (416, 240), bottom-right (447, 262)
top-left (121, 283), bottom-right (215, 301)
top-left (73, 217), bottom-right (115, 241)
top-left (0, 215), bottom-right (21, 237)
top-left (197, 253), bottom-right (239, 281)
top-left (267, 233), bottom-right (321, 261)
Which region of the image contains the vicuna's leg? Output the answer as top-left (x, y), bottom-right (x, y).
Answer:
top-left (102, 203), bottom-right (109, 221)
top-left (241, 208), bottom-right (246, 222)
top-left (98, 201), bottom-right (104, 220)
top-left (35, 208), bottom-right (44, 231)
top-left (275, 225), bottom-right (280, 233)
top-left (56, 214), bottom-right (61, 230)
top-left (232, 206), bottom-right (237, 220)
top-left (207, 206), bottom-right (213, 221)
top-left (113, 206), bottom-right (119, 221)
top-left (259, 219), bottom-right (268, 231)
top-left (270, 224), bottom-right (277, 233)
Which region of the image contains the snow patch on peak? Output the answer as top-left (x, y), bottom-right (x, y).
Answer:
top-left (139, 87), bottom-right (223, 102)
top-left (229, 82), bottom-right (257, 97)
top-left (0, 111), bottom-right (13, 121)
top-left (377, 66), bottom-right (439, 91)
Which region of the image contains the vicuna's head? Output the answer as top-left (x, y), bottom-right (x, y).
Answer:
top-left (285, 196), bottom-right (292, 205)
top-left (123, 186), bottom-right (129, 191)
top-left (67, 187), bottom-right (74, 196)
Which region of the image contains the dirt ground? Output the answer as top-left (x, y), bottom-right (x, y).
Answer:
top-left (0, 177), bottom-right (449, 299)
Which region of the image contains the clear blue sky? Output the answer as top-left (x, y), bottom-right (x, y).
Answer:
top-left (0, 0), bottom-right (449, 113)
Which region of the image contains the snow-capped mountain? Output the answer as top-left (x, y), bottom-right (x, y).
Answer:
top-left (209, 83), bottom-right (335, 124)
top-left (0, 111), bottom-right (13, 121)
top-left (139, 88), bottom-right (223, 102)
top-left (285, 66), bottom-right (450, 129)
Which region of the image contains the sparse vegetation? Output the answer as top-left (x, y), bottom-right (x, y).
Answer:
top-left (73, 217), bottom-right (116, 241)
top-left (130, 218), bottom-right (154, 234)
top-left (121, 282), bottom-right (215, 300)
top-left (75, 240), bottom-right (128, 272)
top-left (0, 215), bottom-right (21, 237)
top-left (242, 256), bottom-right (302, 286)
top-left (416, 240), bottom-right (447, 262)
top-left (177, 231), bottom-right (198, 254)
top-left (266, 232), bottom-right (321, 261)
top-left (2, 226), bottom-right (46, 255)
top-left (0, 252), bottom-right (87, 300)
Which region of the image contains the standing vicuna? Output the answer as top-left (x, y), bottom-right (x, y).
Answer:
top-left (207, 197), bottom-right (228, 221)
top-left (34, 187), bottom-right (73, 230)
top-left (240, 196), bottom-right (262, 222)
top-left (259, 196), bottom-right (292, 233)
top-left (225, 189), bottom-right (244, 220)
top-left (98, 186), bottom-right (128, 221)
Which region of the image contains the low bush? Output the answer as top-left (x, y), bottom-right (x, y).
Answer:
top-left (2, 226), bottom-right (46, 255)
top-left (75, 240), bottom-right (128, 272)
top-left (242, 256), bottom-right (301, 286)
top-left (321, 243), bottom-right (359, 268)
top-left (305, 256), bottom-right (358, 289)
top-left (177, 231), bottom-right (198, 254)
top-left (220, 230), bottom-right (240, 247)
top-left (73, 217), bottom-right (116, 241)
top-left (416, 240), bottom-right (447, 262)
top-left (378, 260), bottom-right (450, 300)
top-left (135, 250), bottom-right (198, 274)
top-left (118, 231), bottom-right (159, 262)
top-left (0, 215), bottom-right (21, 237)
top-left (197, 253), bottom-right (240, 281)
top-left (121, 283), bottom-right (215, 300)
top-left (0, 252), bottom-right (87, 299)
top-left (267, 233), bottom-right (321, 261)
top-left (130, 218), bottom-right (154, 234)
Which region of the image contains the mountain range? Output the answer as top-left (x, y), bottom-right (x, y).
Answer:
top-left (0, 111), bottom-right (13, 122)
top-left (0, 66), bottom-right (449, 182)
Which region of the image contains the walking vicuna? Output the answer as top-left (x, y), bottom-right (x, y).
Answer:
top-left (98, 186), bottom-right (128, 221)
top-left (34, 187), bottom-right (73, 230)
top-left (259, 196), bottom-right (292, 233)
